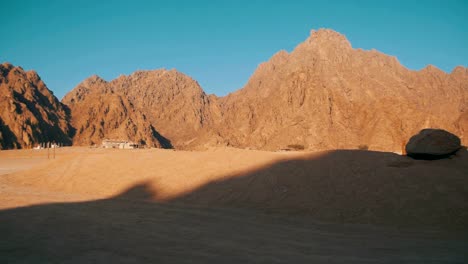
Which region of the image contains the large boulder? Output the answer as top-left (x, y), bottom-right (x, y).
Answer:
top-left (406, 129), bottom-right (462, 159)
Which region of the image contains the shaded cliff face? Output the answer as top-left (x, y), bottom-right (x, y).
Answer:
top-left (218, 29), bottom-right (468, 152)
top-left (0, 63), bottom-right (71, 149)
top-left (62, 70), bottom-right (221, 148)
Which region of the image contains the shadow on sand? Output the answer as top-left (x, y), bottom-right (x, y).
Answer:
top-left (1, 149), bottom-right (467, 263)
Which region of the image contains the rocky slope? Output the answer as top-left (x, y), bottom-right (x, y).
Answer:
top-left (217, 29), bottom-right (468, 152)
top-left (0, 63), bottom-right (71, 149)
top-left (6, 28), bottom-right (465, 152)
top-left (62, 70), bottom-right (222, 148)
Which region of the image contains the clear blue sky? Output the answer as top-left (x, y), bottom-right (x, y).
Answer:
top-left (1, 0), bottom-right (467, 99)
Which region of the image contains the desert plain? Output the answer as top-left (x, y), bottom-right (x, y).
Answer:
top-left (0, 146), bottom-right (467, 263)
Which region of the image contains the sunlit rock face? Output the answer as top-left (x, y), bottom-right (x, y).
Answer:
top-left (62, 69), bottom-right (221, 149)
top-left (216, 29), bottom-right (468, 152)
top-left (12, 28), bottom-right (465, 151)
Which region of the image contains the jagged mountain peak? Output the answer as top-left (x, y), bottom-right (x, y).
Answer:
top-left (0, 62), bottom-right (14, 71)
top-left (216, 29), bottom-right (467, 151)
top-left (451, 65), bottom-right (468, 75)
top-left (0, 62), bottom-right (72, 149)
top-left (309, 28), bottom-right (351, 44)
top-left (62, 66), bottom-right (218, 149)
top-left (83, 74), bottom-right (107, 85)
top-left (0, 63), bottom-right (22, 77)
top-left (3, 28), bottom-right (466, 152)
top-left (421, 64), bottom-right (446, 75)
top-left (300, 28), bottom-right (353, 50)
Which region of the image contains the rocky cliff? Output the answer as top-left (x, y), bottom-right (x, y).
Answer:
top-left (62, 69), bottom-right (222, 148)
top-left (0, 63), bottom-right (72, 149)
top-left (3, 29), bottom-right (466, 152)
top-left (217, 29), bottom-right (468, 152)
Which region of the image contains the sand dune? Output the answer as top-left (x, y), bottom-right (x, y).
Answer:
top-left (1, 147), bottom-right (467, 262)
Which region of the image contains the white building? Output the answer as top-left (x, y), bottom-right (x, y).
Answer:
top-left (101, 139), bottom-right (139, 149)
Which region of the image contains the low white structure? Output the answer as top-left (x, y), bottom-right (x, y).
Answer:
top-left (101, 139), bottom-right (139, 149)
top-left (35, 142), bottom-right (63, 149)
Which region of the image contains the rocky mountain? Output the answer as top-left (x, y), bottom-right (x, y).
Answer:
top-left (217, 29), bottom-right (468, 152)
top-left (63, 29), bottom-right (467, 152)
top-left (0, 63), bottom-right (72, 149)
top-left (3, 29), bottom-right (465, 152)
top-left (62, 69), bottom-right (222, 148)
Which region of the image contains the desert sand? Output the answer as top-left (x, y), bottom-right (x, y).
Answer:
top-left (1, 147), bottom-right (467, 263)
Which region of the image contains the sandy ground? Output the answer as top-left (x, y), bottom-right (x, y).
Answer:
top-left (0, 147), bottom-right (467, 263)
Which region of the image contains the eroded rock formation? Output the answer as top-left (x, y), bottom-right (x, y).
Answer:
top-left (217, 29), bottom-right (468, 152)
top-left (0, 63), bottom-right (71, 149)
top-left (3, 29), bottom-right (467, 151)
top-left (62, 70), bottom-right (222, 148)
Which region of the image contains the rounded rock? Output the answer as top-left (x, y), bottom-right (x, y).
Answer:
top-left (406, 129), bottom-right (461, 159)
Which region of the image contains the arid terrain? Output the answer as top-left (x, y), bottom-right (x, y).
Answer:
top-left (62, 29), bottom-right (468, 152)
top-left (1, 147), bottom-right (467, 263)
top-left (1, 27), bottom-right (467, 262)
top-left (2, 29), bottom-right (467, 152)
